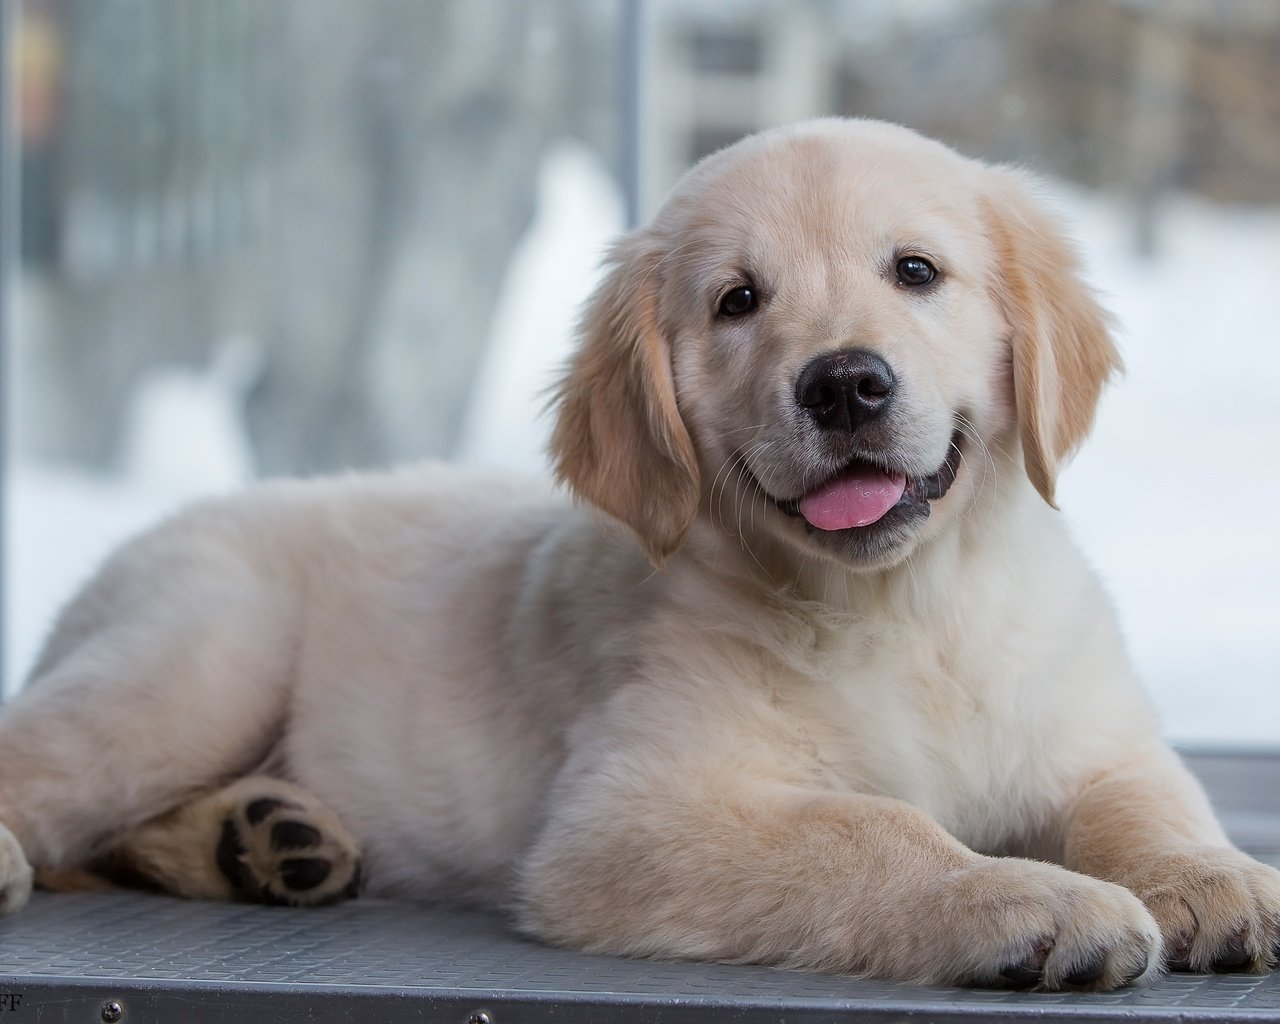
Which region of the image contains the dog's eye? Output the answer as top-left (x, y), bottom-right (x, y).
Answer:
top-left (896, 256), bottom-right (937, 287)
top-left (717, 286), bottom-right (758, 318)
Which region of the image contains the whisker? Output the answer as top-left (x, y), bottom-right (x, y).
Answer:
top-left (748, 440), bottom-right (778, 538)
top-left (710, 448), bottom-right (751, 538)
top-left (952, 414), bottom-right (998, 524)
top-left (903, 551), bottom-right (924, 609)
top-left (706, 422), bottom-right (771, 440)
top-left (734, 449), bottom-right (776, 579)
top-left (734, 439), bottom-right (771, 539)
top-left (636, 243), bottom-right (723, 291)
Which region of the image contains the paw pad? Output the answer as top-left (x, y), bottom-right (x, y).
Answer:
top-left (216, 789), bottom-right (361, 907)
top-left (278, 857), bottom-right (331, 891)
top-left (271, 821), bottom-right (322, 851)
top-left (1211, 928), bottom-right (1252, 973)
top-left (997, 938), bottom-right (1052, 990)
top-left (1120, 949), bottom-right (1151, 986)
top-left (1062, 948), bottom-right (1107, 988)
top-left (245, 798), bottom-right (293, 826)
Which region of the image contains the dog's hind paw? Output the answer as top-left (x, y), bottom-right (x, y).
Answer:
top-left (215, 779), bottom-right (363, 907)
top-left (0, 824), bottom-right (33, 915)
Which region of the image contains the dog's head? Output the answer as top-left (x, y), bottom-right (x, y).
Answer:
top-left (552, 119), bottom-right (1119, 570)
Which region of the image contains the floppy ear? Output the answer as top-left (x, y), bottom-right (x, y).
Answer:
top-left (984, 170), bottom-right (1122, 507)
top-left (550, 233), bottom-right (700, 567)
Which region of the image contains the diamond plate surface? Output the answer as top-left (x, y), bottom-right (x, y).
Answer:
top-left (0, 754), bottom-right (1274, 1021)
top-left (0, 892), bottom-right (1276, 1023)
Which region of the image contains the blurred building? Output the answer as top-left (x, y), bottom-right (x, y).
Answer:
top-left (644, 0), bottom-right (1280, 213)
top-left (10, 0), bottom-right (1280, 475)
top-left (13, 0), bottom-right (622, 475)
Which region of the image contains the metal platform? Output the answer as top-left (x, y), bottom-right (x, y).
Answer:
top-left (0, 752), bottom-right (1276, 1024)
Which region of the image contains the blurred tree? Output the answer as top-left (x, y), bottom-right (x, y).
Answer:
top-left (249, 0), bottom-right (621, 472)
top-left (20, 0), bottom-right (621, 474)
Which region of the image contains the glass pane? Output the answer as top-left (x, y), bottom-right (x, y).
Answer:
top-left (5, 0), bottom-right (628, 691)
top-left (642, 0), bottom-right (1280, 745)
top-left (7, 0), bottom-right (1277, 751)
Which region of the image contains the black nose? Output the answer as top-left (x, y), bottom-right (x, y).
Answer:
top-left (795, 348), bottom-right (896, 433)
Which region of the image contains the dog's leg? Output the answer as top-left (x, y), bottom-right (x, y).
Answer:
top-left (0, 568), bottom-right (298, 913)
top-left (517, 780), bottom-right (1162, 990)
top-left (37, 775), bottom-right (363, 906)
top-left (1063, 744), bottom-right (1280, 973)
top-left (0, 829), bottom-right (33, 913)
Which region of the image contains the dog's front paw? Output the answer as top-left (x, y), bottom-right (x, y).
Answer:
top-left (216, 785), bottom-right (362, 907)
top-left (1122, 848), bottom-right (1280, 973)
top-left (942, 858), bottom-right (1161, 991)
top-left (0, 823), bottom-right (33, 915)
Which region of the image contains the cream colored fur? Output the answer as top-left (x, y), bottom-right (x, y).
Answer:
top-left (50, 775), bottom-right (363, 904)
top-left (0, 119), bottom-right (1275, 990)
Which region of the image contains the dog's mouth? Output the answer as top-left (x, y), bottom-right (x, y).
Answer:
top-left (770, 429), bottom-right (963, 533)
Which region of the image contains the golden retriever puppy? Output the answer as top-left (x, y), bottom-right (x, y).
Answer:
top-left (0, 119), bottom-right (1276, 992)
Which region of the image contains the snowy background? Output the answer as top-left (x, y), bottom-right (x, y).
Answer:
top-left (7, 145), bottom-right (1279, 744)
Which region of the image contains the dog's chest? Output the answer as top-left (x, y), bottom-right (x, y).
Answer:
top-left (785, 624), bottom-right (1059, 852)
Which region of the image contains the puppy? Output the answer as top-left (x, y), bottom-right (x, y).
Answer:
top-left (0, 119), bottom-right (1276, 991)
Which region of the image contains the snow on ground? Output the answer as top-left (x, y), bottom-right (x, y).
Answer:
top-left (6, 337), bottom-right (262, 691)
top-left (5, 157), bottom-right (1278, 742)
top-left (6, 465), bottom-right (213, 689)
top-left (455, 143), bottom-right (626, 472)
top-left (1054, 189), bottom-right (1280, 743)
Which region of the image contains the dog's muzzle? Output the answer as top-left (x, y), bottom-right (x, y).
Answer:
top-left (773, 429), bottom-right (963, 532)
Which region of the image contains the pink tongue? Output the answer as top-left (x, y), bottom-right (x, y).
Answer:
top-left (798, 467), bottom-right (907, 531)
